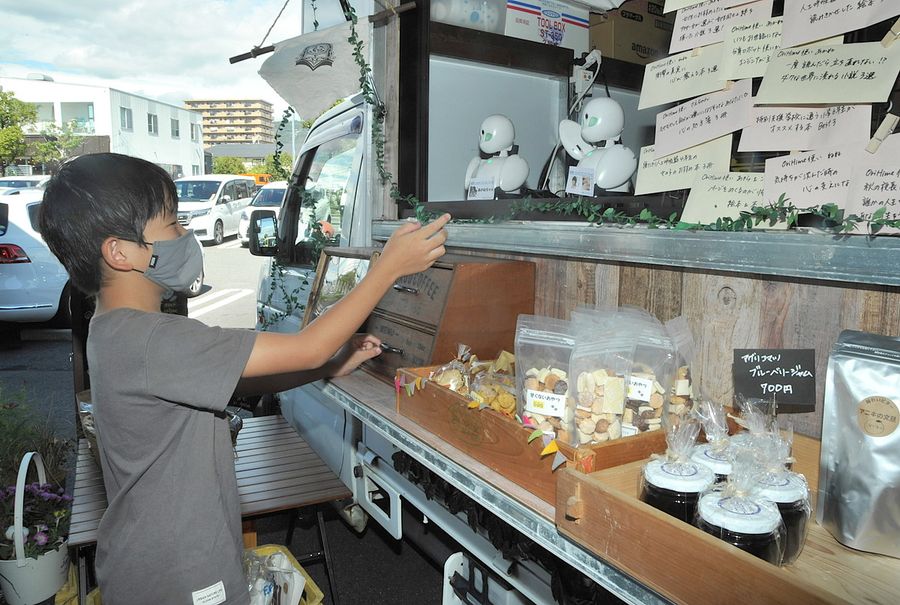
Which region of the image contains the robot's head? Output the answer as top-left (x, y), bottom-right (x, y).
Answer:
top-left (479, 114), bottom-right (515, 154)
top-left (580, 98), bottom-right (625, 143)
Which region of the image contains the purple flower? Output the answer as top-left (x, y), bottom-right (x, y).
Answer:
top-left (33, 532), bottom-right (48, 546)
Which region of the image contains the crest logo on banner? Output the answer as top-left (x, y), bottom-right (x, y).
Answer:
top-left (296, 43), bottom-right (334, 71)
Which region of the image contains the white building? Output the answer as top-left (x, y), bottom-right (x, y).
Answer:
top-left (0, 76), bottom-right (206, 177)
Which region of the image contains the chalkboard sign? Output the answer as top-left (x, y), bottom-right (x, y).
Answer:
top-left (733, 349), bottom-right (817, 413)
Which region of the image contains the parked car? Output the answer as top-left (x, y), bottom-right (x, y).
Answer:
top-left (0, 190), bottom-right (70, 326)
top-left (174, 175), bottom-right (255, 245)
top-left (0, 176), bottom-right (51, 190)
top-left (239, 180), bottom-right (287, 246)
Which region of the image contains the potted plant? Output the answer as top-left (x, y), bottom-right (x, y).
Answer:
top-left (0, 452), bottom-right (72, 605)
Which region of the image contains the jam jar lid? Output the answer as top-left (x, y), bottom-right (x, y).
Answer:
top-left (698, 492), bottom-right (782, 534)
top-left (755, 471), bottom-right (809, 504)
top-left (691, 444), bottom-right (733, 476)
top-left (644, 459), bottom-right (716, 493)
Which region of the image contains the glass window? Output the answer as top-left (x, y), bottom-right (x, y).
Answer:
top-left (222, 181), bottom-right (237, 203)
top-left (175, 180), bottom-right (218, 201)
top-left (293, 134), bottom-right (358, 243)
top-left (234, 180), bottom-right (249, 199)
top-left (60, 102), bottom-right (95, 134)
top-left (251, 187), bottom-right (286, 208)
top-left (120, 107), bottom-right (133, 130)
top-left (148, 113), bottom-right (158, 135)
top-left (192, 165), bottom-right (201, 176)
top-left (34, 103), bottom-right (55, 125)
top-left (170, 118), bottom-right (180, 138)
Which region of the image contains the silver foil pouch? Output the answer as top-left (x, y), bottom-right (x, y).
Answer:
top-left (818, 330), bottom-right (900, 558)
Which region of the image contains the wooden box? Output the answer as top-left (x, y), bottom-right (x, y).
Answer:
top-left (555, 434), bottom-right (900, 605)
top-left (397, 365), bottom-right (666, 505)
top-left (304, 248), bottom-right (536, 381)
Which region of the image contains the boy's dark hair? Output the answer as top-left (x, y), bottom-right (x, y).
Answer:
top-left (40, 153), bottom-right (178, 296)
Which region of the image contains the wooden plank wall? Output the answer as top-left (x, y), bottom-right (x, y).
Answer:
top-left (478, 252), bottom-right (900, 439)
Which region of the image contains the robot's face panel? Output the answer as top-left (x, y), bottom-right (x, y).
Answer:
top-left (479, 114), bottom-right (514, 154)
top-left (581, 98), bottom-right (625, 143)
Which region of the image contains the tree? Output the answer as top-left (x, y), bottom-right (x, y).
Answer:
top-left (212, 156), bottom-right (246, 174)
top-left (0, 91), bottom-right (37, 173)
top-left (263, 153), bottom-right (292, 179)
top-left (32, 120), bottom-right (82, 173)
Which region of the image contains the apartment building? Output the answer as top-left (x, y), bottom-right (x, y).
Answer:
top-left (184, 99), bottom-right (275, 147)
top-left (0, 76), bottom-right (206, 178)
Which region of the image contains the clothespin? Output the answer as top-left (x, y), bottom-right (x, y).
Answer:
top-left (692, 47), bottom-right (702, 57)
top-left (724, 80), bottom-right (734, 91)
top-left (880, 17), bottom-right (900, 48)
top-left (866, 113), bottom-right (899, 154)
top-left (369, 1), bottom-right (416, 25)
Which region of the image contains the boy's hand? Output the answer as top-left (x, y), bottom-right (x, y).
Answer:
top-left (377, 214), bottom-right (451, 280)
top-left (329, 334), bottom-right (382, 377)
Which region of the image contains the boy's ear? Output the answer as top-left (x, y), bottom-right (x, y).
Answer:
top-left (101, 237), bottom-right (139, 272)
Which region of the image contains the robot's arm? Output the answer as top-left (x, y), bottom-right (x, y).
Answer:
top-left (464, 156), bottom-right (481, 188)
top-left (595, 145), bottom-right (638, 190)
top-left (559, 119), bottom-right (592, 161)
top-left (497, 155), bottom-right (529, 192)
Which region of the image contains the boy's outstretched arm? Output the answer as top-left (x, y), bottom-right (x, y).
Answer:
top-left (234, 334), bottom-right (381, 396)
top-left (241, 214), bottom-right (451, 378)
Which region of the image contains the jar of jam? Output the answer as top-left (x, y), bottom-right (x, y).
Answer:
top-left (756, 471), bottom-right (810, 564)
top-left (691, 443), bottom-right (732, 483)
top-left (640, 460), bottom-right (716, 524)
top-left (696, 493), bottom-right (786, 565)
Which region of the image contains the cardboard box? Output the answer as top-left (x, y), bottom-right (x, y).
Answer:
top-left (589, 0), bottom-right (674, 65)
top-left (505, 0), bottom-right (590, 55)
top-left (396, 365), bottom-right (666, 505)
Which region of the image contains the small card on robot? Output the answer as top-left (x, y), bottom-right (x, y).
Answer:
top-left (467, 177), bottom-right (495, 200)
top-left (565, 167), bottom-right (594, 197)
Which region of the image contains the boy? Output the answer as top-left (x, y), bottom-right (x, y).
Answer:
top-left (39, 153), bottom-right (450, 604)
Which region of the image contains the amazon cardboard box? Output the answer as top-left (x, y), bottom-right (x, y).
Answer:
top-left (589, 0), bottom-right (674, 66)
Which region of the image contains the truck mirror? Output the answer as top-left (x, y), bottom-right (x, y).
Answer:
top-left (249, 209), bottom-right (278, 256)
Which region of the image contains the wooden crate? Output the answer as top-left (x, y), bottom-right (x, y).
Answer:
top-left (396, 366), bottom-right (666, 505)
top-left (555, 434), bottom-right (900, 605)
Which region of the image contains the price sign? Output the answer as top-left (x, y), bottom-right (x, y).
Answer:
top-left (732, 349), bottom-right (816, 413)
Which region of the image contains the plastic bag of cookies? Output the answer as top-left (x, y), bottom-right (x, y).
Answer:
top-left (515, 315), bottom-right (576, 437)
top-left (664, 316), bottom-right (700, 428)
top-left (624, 319), bottom-right (677, 436)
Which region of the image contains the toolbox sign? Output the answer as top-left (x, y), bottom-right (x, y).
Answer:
top-left (732, 349), bottom-right (817, 412)
top-left (506, 0), bottom-right (589, 53)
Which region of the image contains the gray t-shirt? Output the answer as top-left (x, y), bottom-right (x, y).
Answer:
top-left (87, 308), bottom-right (257, 605)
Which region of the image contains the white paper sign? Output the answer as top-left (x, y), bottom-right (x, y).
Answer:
top-left (682, 172), bottom-right (779, 226)
top-left (738, 104), bottom-right (872, 152)
top-left (525, 389), bottom-right (566, 418)
top-left (756, 43), bottom-right (900, 105)
top-left (627, 376), bottom-right (654, 402)
top-left (664, 0), bottom-right (705, 12)
top-left (467, 177), bottom-right (495, 200)
top-left (635, 135), bottom-right (732, 195)
top-left (845, 135), bottom-right (900, 234)
top-left (782, 0), bottom-right (900, 48)
top-left (670, 0), bottom-right (773, 54)
top-left (654, 78), bottom-right (752, 158)
top-left (763, 148), bottom-right (852, 207)
top-left (566, 167), bottom-right (595, 196)
top-left (639, 44), bottom-right (726, 110)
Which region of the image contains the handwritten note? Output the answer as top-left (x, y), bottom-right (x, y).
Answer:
top-left (681, 172), bottom-right (777, 226)
top-left (756, 43), bottom-right (900, 105)
top-left (670, 0), bottom-right (773, 54)
top-left (722, 18), bottom-right (784, 81)
top-left (639, 43), bottom-right (726, 110)
top-left (733, 349), bottom-right (817, 412)
top-left (738, 104), bottom-right (872, 152)
top-left (845, 134), bottom-right (900, 235)
top-left (664, 0), bottom-right (705, 12)
top-left (654, 78), bottom-right (752, 158)
top-left (763, 147), bottom-right (852, 207)
top-left (634, 135), bottom-right (732, 195)
top-left (782, 0), bottom-right (900, 48)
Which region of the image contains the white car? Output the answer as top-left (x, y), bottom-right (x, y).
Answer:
top-left (0, 190), bottom-right (70, 325)
top-left (174, 175), bottom-right (255, 245)
top-left (239, 180), bottom-right (287, 247)
top-left (0, 175), bottom-right (51, 191)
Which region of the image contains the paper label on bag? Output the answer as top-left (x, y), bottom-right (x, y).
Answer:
top-left (467, 177), bottom-right (495, 200)
top-left (858, 396), bottom-right (899, 438)
top-left (525, 389), bottom-right (566, 418)
top-left (621, 423), bottom-right (639, 437)
top-left (192, 581), bottom-right (226, 605)
top-left (627, 377), bottom-right (654, 402)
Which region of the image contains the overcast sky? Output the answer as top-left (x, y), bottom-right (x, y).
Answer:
top-left (0, 0), bottom-right (320, 118)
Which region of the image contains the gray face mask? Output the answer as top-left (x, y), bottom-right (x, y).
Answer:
top-left (134, 231), bottom-right (203, 299)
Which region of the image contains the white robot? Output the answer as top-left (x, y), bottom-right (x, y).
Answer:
top-left (464, 114), bottom-right (529, 199)
top-left (559, 97), bottom-right (637, 194)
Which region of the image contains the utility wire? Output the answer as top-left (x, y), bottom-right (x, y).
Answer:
top-left (259, 0), bottom-right (293, 48)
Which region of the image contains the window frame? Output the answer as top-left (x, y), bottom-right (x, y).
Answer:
top-left (120, 107), bottom-right (133, 131)
top-left (147, 113), bottom-right (159, 136)
top-left (170, 118), bottom-right (180, 139)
